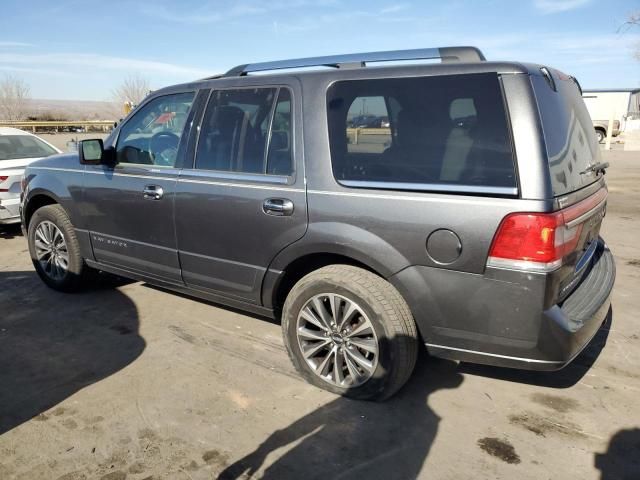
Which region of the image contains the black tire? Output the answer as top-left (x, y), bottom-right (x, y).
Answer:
top-left (595, 129), bottom-right (605, 144)
top-left (28, 204), bottom-right (92, 292)
top-left (282, 265), bottom-right (419, 401)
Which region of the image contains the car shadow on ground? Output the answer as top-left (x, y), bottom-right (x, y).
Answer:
top-left (219, 348), bottom-right (464, 480)
top-left (0, 270), bottom-right (145, 435)
top-left (0, 224), bottom-right (23, 240)
top-left (458, 308), bottom-right (613, 389)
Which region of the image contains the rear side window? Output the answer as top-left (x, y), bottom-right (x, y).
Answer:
top-left (0, 135), bottom-right (57, 160)
top-left (195, 87), bottom-right (293, 175)
top-left (327, 73), bottom-right (516, 193)
top-left (532, 73), bottom-right (602, 196)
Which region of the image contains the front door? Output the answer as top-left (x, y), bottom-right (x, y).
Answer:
top-left (174, 85), bottom-right (307, 303)
top-left (84, 91), bottom-right (196, 283)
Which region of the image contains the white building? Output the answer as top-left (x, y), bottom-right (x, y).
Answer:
top-left (582, 89), bottom-right (640, 135)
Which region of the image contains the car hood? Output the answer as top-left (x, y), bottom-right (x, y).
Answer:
top-left (26, 152), bottom-right (81, 170)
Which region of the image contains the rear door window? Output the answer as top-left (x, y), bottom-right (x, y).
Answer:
top-left (0, 135), bottom-right (58, 160)
top-left (327, 72), bottom-right (516, 194)
top-left (195, 87), bottom-right (293, 175)
top-left (532, 72), bottom-right (602, 196)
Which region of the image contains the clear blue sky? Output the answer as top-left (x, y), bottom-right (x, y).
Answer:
top-left (0, 0), bottom-right (638, 100)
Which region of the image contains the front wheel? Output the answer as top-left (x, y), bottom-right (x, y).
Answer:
top-left (282, 265), bottom-right (419, 401)
top-left (595, 129), bottom-right (605, 144)
top-left (28, 204), bottom-right (92, 292)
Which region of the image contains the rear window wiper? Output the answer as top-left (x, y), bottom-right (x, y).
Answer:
top-left (580, 162), bottom-right (609, 176)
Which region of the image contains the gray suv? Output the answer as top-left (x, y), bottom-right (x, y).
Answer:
top-left (20, 47), bottom-right (615, 400)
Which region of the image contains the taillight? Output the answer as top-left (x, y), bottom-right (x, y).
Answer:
top-left (0, 176), bottom-right (8, 193)
top-left (487, 212), bottom-right (581, 272)
top-left (487, 189), bottom-right (606, 272)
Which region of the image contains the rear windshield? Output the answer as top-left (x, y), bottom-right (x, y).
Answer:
top-left (532, 72), bottom-right (602, 196)
top-left (327, 72), bottom-right (517, 194)
top-left (0, 135), bottom-right (58, 161)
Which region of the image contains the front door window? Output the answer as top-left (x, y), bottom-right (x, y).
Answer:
top-left (116, 92), bottom-right (195, 167)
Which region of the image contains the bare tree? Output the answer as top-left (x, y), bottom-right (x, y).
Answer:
top-left (620, 11), bottom-right (640, 59)
top-left (0, 75), bottom-right (31, 121)
top-left (112, 74), bottom-right (151, 110)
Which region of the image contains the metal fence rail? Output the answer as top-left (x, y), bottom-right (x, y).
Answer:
top-left (0, 120), bottom-right (115, 133)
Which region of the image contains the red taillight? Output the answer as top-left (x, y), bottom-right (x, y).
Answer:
top-left (488, 212), bottom-right (576, 269)
top-left (0, 176), bottom-right (8, 193)
top-left (488, 189), bottom-right (606, 272)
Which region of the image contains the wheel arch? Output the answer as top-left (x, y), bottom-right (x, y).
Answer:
top-left (266, 252), bottom-right (383, 313)
top-left (262, 222), bottom-right (412, 313)
top-left (23, 191), bottom-right (60, 231)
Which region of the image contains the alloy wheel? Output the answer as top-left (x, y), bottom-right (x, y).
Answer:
top-left (34, 220), bottom-right (69, 281)
top-left (296, 293), bottom-right (379, 388)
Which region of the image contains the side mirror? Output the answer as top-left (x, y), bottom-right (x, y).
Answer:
top-left (79, 139), bottom-right (115, 165)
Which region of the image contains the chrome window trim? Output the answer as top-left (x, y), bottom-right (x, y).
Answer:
top-left (178, 177), bottom-right (304, 192)
top-left (339, 180), bottom-right (518, 196)
top-left (179, 168), bottom-right (290, 185)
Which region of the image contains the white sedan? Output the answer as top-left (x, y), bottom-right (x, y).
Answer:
top-left (0, 128), bottom-right (61, 225)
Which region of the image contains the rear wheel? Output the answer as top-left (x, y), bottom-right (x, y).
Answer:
top-left (282, 265), bottom-right (419, 400)
top-left (595, 129), bottom-right (605, 144)
top-left (28, 204), bottom-right (92, 292)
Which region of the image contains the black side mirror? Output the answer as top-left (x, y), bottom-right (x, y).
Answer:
top-left (79, 139), bottom-right (115, 165)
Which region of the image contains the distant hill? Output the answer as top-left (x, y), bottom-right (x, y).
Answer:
top-left (22, 98), bottom-right (121, 121)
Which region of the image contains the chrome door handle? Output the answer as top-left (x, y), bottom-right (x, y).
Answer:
top-left (143, 185), bottom-right (164, 200)
top-left (263, 198), bottom-right (294, 216)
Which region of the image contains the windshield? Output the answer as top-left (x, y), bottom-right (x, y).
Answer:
top-left (0, 135), bottom-right (58, 161)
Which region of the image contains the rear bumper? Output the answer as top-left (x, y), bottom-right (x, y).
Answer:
top-left (0, 196), bottom-right (21, 224)
top-left (392, 240), bottom-right (615, 371)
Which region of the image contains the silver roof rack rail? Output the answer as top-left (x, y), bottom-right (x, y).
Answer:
top-left (223, 46), bottom-right (485, 77)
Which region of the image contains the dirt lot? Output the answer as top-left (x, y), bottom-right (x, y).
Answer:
top-left (1, 150), bottom-right (639, 480)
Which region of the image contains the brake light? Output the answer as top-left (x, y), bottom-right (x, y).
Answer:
top-left (0, 176), bottom-right (8, 193)
top-left (488, 189), bottom-right (607, 272)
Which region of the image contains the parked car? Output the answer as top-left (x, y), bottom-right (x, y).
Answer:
top-left (21, 47), bottom-right (615, 400)
top-left (592, 120), bottom-right (620, 144)
top-left (348, 114), bottom-right (380, 128)
top-left (0, 128), bottom-right (61, 225)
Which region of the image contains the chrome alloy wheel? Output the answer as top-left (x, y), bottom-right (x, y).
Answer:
top-left (296, 293), bottom-right (379, 388)
top-left (34, 220), bottom-right (69, 280)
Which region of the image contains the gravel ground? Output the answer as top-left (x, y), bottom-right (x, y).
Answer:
top-left (0, 150), bottom-right (638, 480)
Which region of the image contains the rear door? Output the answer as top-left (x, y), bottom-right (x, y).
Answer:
top-left (532, 70), bottom-right (608, 298)
top-left (174, 83), bottom-right (307, 303)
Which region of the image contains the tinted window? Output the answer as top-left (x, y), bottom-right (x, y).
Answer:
top-left (266, 89), bottom-right (293, 175)
top-left (196, 87), bottom-right (292, 175)
top-left (533, 73), bottom-right (602, 196)
top-left (0, 135), bottom-right (58, 161)
top-left (116, 92), bottom-right (194, 167)
top-left (327, 73), bottom-right (516, 191)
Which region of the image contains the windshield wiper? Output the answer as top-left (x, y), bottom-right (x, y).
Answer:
top-left (580, 162), bottom-right (609, 176)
